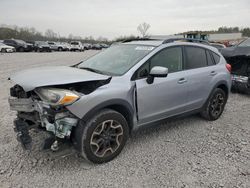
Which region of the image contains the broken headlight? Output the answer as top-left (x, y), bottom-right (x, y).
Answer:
top-left (35, 88), bottom-right (80, 106)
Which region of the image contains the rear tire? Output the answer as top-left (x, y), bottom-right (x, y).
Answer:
top-left (200, 88), bottom-right (227, 121)
top-left (74, 109), bottom-right (129, 164)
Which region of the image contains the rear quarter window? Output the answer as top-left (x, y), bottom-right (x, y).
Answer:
top-left (212, 52), bottom-right (220, 64)
top-left (206, 50), bottom-right (215, 66)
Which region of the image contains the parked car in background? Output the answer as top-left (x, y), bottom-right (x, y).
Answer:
top-left (229, 56), bottom-right (250, 94)
top-left (60, 42), bottom-right (71, 51)
top-left (3, 39), bottom-right (32, 52)
top-left (33, 41), bottom-right (51, 52)
top-left (47, 41), bottom-right (67, 51)
top-left (220, 38), bottom-right (250, 58)
top-left (92, 43), bottom-right (102, 50)
top-left (100, 43), bottom-right (109, 48)
top-left (70, 41), bottom-right (83, 51)
top-left (0, 42), bottom-right (15, 52)
top-left (82, 43), bottom-right (92, 50)
top-left (219, 38), bottom-right (250, 94)
top-left (8, 39), bottom-right (231, 163)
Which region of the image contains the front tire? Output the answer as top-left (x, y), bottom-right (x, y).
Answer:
top-left (74, 109), bottom-right (129, 164)
top-left (200, 88), bottom-right (227, 121)
top-left (1, 48), bottom-right (6, 53)
top-left (18, 47), bottom-right (24, 52)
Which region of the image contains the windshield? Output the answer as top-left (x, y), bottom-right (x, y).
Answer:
top-left (78, 44), bottom-right (154, 75)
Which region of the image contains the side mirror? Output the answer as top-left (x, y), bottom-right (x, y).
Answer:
top-left (146, 66), bottom-right (168, 84)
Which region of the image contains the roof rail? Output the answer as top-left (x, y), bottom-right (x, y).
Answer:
top-left (122, 37), bottom-right (159, 43)
top-left (162, 38), bottom-right (210, 45)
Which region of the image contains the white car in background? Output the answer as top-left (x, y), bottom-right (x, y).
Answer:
top-left (0, 42), bottom-right (15, 53)
top-left (70, 41), bottom-right (83, 51)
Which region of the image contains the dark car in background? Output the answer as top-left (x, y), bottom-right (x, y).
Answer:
top-left (3, 39), bottom-right (32, 52)
top-left (228, 56), bottom-right (250, 94)
top-left (92, 43), bottom-right (102, 50)
top-left (220, 38), bottom-right (250, 58)
top-left (220, 38), bottom-right (250, 94)
top-left (33, 41), bottom-right (51, 52)
top-left (100, 43), bottom-right (109, 48)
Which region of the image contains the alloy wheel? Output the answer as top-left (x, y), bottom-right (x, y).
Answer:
top-left (210, 93), bottom-right (225, 117)
top-left (90, 120), bottom-right (124, 158)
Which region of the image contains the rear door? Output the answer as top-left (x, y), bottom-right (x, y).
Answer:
top-left (135, 46), bottom-right (189, 124)
top-left (183, 46), bottom-right (217, 110)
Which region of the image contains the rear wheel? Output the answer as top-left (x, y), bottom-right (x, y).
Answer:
top-left (75, 109), bottom-right (129, 164)
top-left (200, 88), bottom-right (227, 121)
top-left (58, 47), bottom-right (63, 51)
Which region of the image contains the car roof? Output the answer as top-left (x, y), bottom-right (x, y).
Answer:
top-left (123, 39), bottom-right (220, 54)
top-left (123, 40), bottom-right (164, 46)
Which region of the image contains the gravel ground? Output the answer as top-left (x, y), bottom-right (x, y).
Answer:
top-left (0, 52), bottom-right (249, 188)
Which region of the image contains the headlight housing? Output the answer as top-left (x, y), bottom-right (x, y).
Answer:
top-left (35, 88), bottom-right (80, 106)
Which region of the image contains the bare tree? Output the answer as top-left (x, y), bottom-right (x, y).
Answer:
top-left (137, 22), bottom-right (150, 37)
top-left (45, 29), bottom-right (57, 39)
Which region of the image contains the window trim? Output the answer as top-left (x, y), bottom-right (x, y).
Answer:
top-left (131, 45), bottom-right (184, 80)
top-left (206, 50), bottom-right (216, 66)
top-left (210, 51), bottom-right (221, 65)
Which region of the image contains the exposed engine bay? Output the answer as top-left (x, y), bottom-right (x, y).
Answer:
top-left (8, 78), bottom-right (111, 151)
top-left (9, 85), bottom-right (79, 150)
top-left (226, 56), bottom-right (250, 94)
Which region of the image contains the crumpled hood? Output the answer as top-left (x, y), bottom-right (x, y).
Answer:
top-left (10, 66), bottom-right (111, 91)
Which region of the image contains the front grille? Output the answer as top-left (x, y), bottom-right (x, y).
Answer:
top-left (10, 85), bottom-right (29, 98)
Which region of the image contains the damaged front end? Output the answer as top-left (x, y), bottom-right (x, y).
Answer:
top-left (9, 85), bottom-right (79, 151)
top-left (226, 56), bottom-right (250, 94)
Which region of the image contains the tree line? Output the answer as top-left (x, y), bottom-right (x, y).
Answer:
top-left (0, 24), bottom-right (249, 44)
top-left (181, 26), bottom-right (250, 37)
top-left (0, 24), bottom-right (109, 44)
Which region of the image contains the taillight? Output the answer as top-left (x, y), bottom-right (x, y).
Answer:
top-left (226, 64), bottom-right (231, 73)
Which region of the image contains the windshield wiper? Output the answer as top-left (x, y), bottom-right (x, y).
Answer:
top-left (78, 67), bottom-right (105, 75)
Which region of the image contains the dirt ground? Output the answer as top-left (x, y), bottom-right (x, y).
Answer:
top-left (0, 52), bottom-right (249, 188)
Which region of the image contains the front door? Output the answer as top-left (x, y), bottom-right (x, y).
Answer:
top-left (134, 46), bottom-right (188, 125)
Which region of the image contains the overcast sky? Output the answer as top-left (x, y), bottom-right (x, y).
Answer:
top-left (1, 0), bottom-right (250, 39)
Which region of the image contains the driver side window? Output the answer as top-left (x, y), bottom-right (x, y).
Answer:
top-left (134, 47), bottom-right (183, 79)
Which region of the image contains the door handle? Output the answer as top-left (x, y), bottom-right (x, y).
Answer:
top-left (178, 78), bottom-right (187, 84)
top-left (210, 71), bottom-right (217, 76)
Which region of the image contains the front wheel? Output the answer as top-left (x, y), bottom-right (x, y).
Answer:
top-left (18, 47), bottom-right (24, 52)
top-left (200, 88), bottom-right (227, 121)
top-left (74, 109), bottom-right (129, 164)
top-left (1, 48), bottom-right (6, 53)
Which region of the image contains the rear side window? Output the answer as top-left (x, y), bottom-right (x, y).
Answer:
top-left (185, 46), bottom-right (207, 69)
top-left (206, 50), bottom-right (215, 66)
top-left (212, 52), bottom-right (220, 64)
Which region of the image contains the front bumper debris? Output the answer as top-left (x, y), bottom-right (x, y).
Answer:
top-left (9, 96), bottom-right (79, 150)
top-left (14, 119), bottom-right (32, 150)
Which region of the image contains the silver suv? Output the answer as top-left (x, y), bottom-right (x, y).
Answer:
top-left (8, 39), bottom-right (232, 163)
